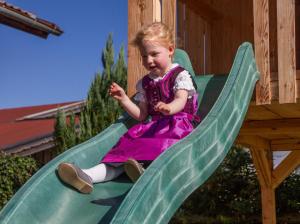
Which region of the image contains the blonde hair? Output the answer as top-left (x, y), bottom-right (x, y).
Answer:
top-left (132, 22), bottom-right (174, 49)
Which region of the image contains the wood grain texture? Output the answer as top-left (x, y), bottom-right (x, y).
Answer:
top-left (127, 0), bottom-right (155, 96)
top-left (253, 0), bottom-right (271, 105)
top-left (162, 0), bottom-right (176, 40)
top-left (277, 0), bottom-right (296, 103)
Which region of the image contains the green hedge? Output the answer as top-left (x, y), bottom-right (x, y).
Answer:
top-left (0, 154), bottom-right (38, 209)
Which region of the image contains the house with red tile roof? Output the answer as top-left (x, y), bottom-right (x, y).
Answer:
top-left (0, 101), bottom-right (84, 164)
top-left (0, 1), bottom-right (67, 164)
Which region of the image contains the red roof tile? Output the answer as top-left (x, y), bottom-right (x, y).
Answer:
top-left (0, 102), bottom-right (81, 150)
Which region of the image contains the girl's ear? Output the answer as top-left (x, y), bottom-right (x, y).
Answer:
top-left (168, 45), bottom-right (175, 57)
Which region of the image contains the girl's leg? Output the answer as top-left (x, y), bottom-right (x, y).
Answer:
top-left (57, 163), bottom-right (124, 194)
top-left (83, 163), bottom-right (124, 183)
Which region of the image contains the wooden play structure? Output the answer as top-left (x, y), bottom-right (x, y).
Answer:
top-left (127, 1), bottom-right (300, 223)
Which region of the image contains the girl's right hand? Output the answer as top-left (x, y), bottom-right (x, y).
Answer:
top-left (109, 82), bottom-right (127, 101)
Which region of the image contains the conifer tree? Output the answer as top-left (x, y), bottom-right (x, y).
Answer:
top-left (54, 110), bottom-right (68, 154)
top-left (102, 33), bottom-right (114, 81)
top-left (65, 113), bottom-right (77, 147)
top-left (54, 34), bottom-right (127, 153)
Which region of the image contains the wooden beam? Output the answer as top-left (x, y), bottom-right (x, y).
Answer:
top-left (127, 0), bottom-right (157, 97)
top-left (253, 0), bottom-right (271, 105)
top-left (261, 187), bottom-right (276, 224)
top-left (271, 139), bottom-right (300, 150)
top-left (236, 135), bottom-right (271, 150)
top-left (240, 119), bottom-right (300, 136)
top-left (162, 0), bottom-right (176, 42)
top-left (277, 0), bottom-right (296, 103)
top-left (245, 135), bottom-right (276, 224)
top-left (250, 148), bottom-right (273, 188)
top-left (237, 136), bottom-right (273, 187)
top-left (237, 136), bottom-right (276, 224)
top-left (180, 0), bottom-right (223, 21)
top-left (272, 150), bottom-right (300, 188)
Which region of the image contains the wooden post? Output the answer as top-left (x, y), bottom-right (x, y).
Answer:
top-left (237, 136), bottom-right (276, 224)
top-left (261, 187), bottom-right (276, 224)
top-left (277, 0), bottom-right (296, 103)
top-left (253, 0), bottom-right (271, 105)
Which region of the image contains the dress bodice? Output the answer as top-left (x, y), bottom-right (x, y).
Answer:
top-left (142, 66), bottom-right (198, 116)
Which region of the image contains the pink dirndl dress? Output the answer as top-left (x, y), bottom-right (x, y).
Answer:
top-left (101, 65), bottom-right (199, 163)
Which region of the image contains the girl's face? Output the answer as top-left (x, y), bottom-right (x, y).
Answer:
top-left (139, 40), bottom-right (174, 77)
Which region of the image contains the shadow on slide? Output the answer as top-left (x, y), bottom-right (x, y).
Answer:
top-left (0, 42), bottom-right (259, 224)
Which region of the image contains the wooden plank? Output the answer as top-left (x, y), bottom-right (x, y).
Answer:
top-left (270, 70), bottom-right (300, 100)
top-left (271, 139), bottom-right (300, 150)
top-left (271, 79), bottom-right (300, 100)
top-left (204, 21), bottom-right (212, 74)
top-left (240, 119), bottom-right (300, 136)
top-left (185, 6), bottom-right (201, 74)
top-left (297, 1), bottom-right (300, 69)
top-left (245, 104), bottom-right (282, 121)
top-left (270, 70), bottom-right (300, 81)
top-left (162, 0), bottom-right (176, 40)
top-left (264, 101), bottom-right (300, 118)
top-left (261, 187), bottom-right (277, 224)
top-left (269, 0), bottom-right (278, 73)
top-left (127, 0), bottom-right (155, 96)
top-left (277, 0), bottom-right (296, 103)
top-left (177, 0), bottom-right (185, 49)
top-left (251, 148), bottom-right (273, 187)
top-left (153, 0), bottom-right (161, 22)
top-left (182, 0), bottom-right (223, 22)
top-left (253, 0), bottom-right (271, 105)
top-left (272, 150), bottom-right (300, 188)
top-left (236, 135), bottom-right (271, 151)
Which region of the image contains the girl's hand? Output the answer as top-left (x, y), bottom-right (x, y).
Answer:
top-left (109, 82), bottom-right (127, 102)
top-left (154, 101), bottom-right (172, 115)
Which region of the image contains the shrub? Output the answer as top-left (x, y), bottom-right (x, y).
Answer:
top-left (0, 154), bottom-right (38, 209)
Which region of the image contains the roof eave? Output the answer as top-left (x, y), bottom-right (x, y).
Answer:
top-left (0, 5), bottom-right (63, 38)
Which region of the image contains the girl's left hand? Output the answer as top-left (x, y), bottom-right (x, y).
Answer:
top-left (109, 82), bottom-right (127, 101)
top-left (154, 101), bottom-right (171, 115)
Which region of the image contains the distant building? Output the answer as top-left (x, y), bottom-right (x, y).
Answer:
top-left (0, 102), bottom-right (84, 165)
top-left (0, 1), bottom-right (67, 164)
top-left (0, 0), bottom-right (63, 38)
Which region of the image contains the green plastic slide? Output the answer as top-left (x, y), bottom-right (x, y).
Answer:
top-left (0, 42), bottom-right (259, 224)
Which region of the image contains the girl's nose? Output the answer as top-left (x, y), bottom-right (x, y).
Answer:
top-left (146, 56), bottom-right (153, 64)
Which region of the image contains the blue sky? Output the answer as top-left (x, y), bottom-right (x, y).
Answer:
top-left (0, 0), bottom-right (127, 109)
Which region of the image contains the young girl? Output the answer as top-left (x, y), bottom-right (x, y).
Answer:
top-left (57, 22), bottom-right (199, 194)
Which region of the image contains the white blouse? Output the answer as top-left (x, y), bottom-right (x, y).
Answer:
top-left (134, 63), bottom-right (196, 103)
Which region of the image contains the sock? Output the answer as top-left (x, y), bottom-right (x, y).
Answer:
top-left (82, 163), bottom-right (124, 183)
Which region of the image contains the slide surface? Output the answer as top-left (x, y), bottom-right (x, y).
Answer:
top-left (0, 42), bottom-right (259, 224)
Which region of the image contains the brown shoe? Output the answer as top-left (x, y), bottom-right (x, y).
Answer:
top-left (57, 163), bottom-right (93, 194)
top-left (124, 158), bottom-right (145, 183)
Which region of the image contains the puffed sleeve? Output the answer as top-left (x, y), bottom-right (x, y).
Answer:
top-left (173, 70), bottom-right (196, 98)
top-left (133, 79), bottom-right (147, 102)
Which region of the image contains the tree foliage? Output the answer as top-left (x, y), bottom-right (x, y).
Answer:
top-left (54, 34), bottom-right (127, 152)
top-left (0, 154), bottom-right (38, 210)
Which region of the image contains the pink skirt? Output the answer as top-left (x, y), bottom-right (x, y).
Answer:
top-left (101, 112), bottom-right (194, 163)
